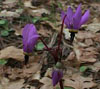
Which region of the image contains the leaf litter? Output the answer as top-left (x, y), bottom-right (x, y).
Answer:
top-left (0, 0), bottom-right (100, 89)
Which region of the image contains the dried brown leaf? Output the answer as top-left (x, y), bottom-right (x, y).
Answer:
top-left (64, 74), bottom-right (97, 89)
top-left (40, 77), bottom-right (53, 89)
top-left (76, 31), bottom-right (95, 41)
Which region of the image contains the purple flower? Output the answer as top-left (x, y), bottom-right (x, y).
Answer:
top-left (61, 4), bottom-right (90, 30)
top-left (52, 69), bottom-right (63, 86)
top-left (22, 24), bottom-right (39, 53)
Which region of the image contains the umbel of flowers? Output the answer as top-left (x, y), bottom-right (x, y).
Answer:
top-left (22, 4), bottom-right (89, 89)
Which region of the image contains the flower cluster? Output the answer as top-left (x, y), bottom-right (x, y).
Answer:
top-left (22, 4), bottom-right (90, 88)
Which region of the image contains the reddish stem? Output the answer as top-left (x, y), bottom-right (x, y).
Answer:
top-left (39, 37), bottom-right (58, 62)
top-left (59, 79), bottom-right (64, 89)
top-left (58, 15), bottom-right (67, 50)
top-left (57, 15), bottom-right (67, 58)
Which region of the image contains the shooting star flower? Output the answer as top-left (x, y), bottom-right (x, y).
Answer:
top-left (61, 4), bottom-right (90, 31)
top-left (22, 24), bottom-right (39, 54)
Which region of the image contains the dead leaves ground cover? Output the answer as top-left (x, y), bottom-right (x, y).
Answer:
top-left (0, 0), bottom-right (100, 89)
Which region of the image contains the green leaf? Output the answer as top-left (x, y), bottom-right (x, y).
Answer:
top-left (57, 2), bottom-right (63, 9)
top-left (36, 42), bottom-right (44, 50)
top-left (80, 66), bottom-right (88, 72)
top-left (40, 17), bottom-right (49, 21)
top-left (32, 17), bottom-right (41, 23)
top-left (0, 20), bottom-right (7, 25)
top-left (64, 87), bottom-right (75, 89)
top-left (56, 87), bottom-right (75, 89)
top-left (0, 59), bottom-right (8, 65)
top-left (1, 30), bottom-right (9, 37)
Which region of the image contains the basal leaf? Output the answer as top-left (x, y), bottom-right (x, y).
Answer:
top-left (0, 59), bottom-right (8, 65)
top-left (0, 20), bottom-right (7, 25)
top-left (32, 17), bottom-right (41, 23)
top-left (36, 42), bottom-right (44, 50)
top-left (1, 30), bottom-right (9, 37)
top-left (80, 66), bottom-right (88, 72)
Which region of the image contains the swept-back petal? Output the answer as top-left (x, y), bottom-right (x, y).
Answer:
top-left (80, 10), bottom-right (90, 26)
top-left (25, 35), bottom-right (39, 53)
top-left (61, 11), bottom-right (66, 21)
top-left (22, 24), bottom-right (30, 44)
top-left (52, 70), bottom-right (59, 86)
top-left (61, 10), bottom-right (70, 28)
top-left (73, 4), bottom-right (82, 29)
top-left (67, 7), bottom-right (74, 23)
top-left (22, 24), bottom-right (39, 53)
top-left (52, 70), bottom-right (63, 86)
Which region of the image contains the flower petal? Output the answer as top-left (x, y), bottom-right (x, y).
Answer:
top-left (27, 35), bottom-right (39, 53)
top-left (73, 4), bottom-right (82, 29)
top-left (80, 10), bottom-right (90, 25)
top-left (22, 24), bottom-right (30, 44)
top-left (52, 70), bottom-right (59, 86)
top-left (52, 70), bottom-right (63, 86)
top-left (67, 7), bottom-right (74, 23)
top-left (61, 11), bottom-right (65, 21)
top-left (61, 10), bottom-right (70, 28)
top-left (22, 24), bottom-right (39, 53)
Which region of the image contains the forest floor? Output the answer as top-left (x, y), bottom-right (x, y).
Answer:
top-left (0, 0), bottom-right (100, 89)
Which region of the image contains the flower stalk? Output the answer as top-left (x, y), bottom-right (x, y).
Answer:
top-left (58, 15), bottom-right (67, 52)
top-left (24, 55), bottom-right (29, 65)
top-left (59, 80), bottom-right (64, 89)
top-left (39, 37), bottom-right (58, 63)
top-left (70, 32), bottom-right (75, 44)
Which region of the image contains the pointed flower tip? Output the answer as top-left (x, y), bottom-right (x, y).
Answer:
top-left (78, 3), bottom-right (82, 7)
top-left (22, 24), bottom-right (39, 53)
top-left (87, 9), bottom-right (90, 14)
top-left (79, 9), bottom-right (90, 26)
top-left (76, 3), bottom-right (81, 11)
top-left (52, 69), bottom-right (63, 86)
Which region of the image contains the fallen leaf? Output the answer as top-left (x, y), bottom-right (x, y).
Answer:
top-left (24, 0), bottom-right (37, 9)
top-left (0, 46), bottom-right (24, 61)
top-left (67, 52), bottom-right (75, 61)
top-left (93, 62), bottom-right (100, 70)
top-left (40, 77), bottom-right (53, 89)
top-left (28, 8), bottom-right (50, 17)
top-left (73, 47), bottom-right (82, 61)
top-left (85, 39), bottom-right (93, 46)
top-left (5, 79), bottom-right (24, 89)
top-left (2, 0), bottom-right (18, 8)
top-left (86, 23), bottom-right (100, 33)
top-left (45, 68), bottom-right (52, 77)
top-left (94, 33), bottom-right (100, 42)
top-left (0, 77), bottom-right (24, 89)
top-left (0, 10), bottom-right (20, 18)
top-left (76, 31), bottom-right (95, 41)
top-left (73, 46), bottom-right (98, 63)
top-left (23, 63), bottom-right (41, 74)
top-left (0, 46), bottom-right (38, 62)
top-left (64, 74), bottom-right (97, 89)
top-left (32, 71), bottom-right (41, 80)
